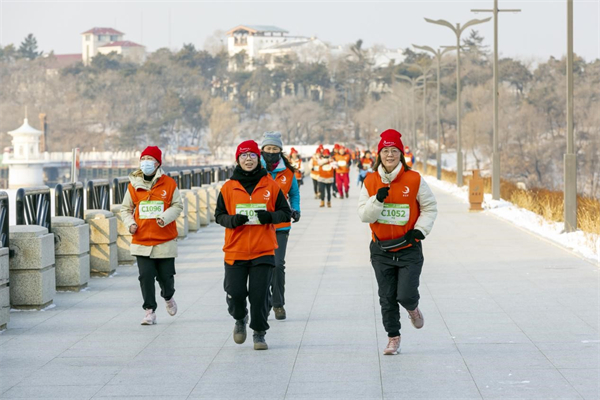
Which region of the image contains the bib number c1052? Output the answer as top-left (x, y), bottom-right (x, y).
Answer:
top-left (377, 203), bottom-right (410, 226)
top-left (235, 203), bottom-right (267, 225)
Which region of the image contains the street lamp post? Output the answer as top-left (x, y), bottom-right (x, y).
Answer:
top-left (564, 0), bottom-right (577, 232)
top-left (425, 16), bottom-right (491, 186)
top-left (412, 45), bottom-right (457, 180)
top-left (406, 63), bottom-right (435, 174)
top-left (471, 1), bottom-right (521, 200)
top-left (396, 74), bottom-right (427, 156)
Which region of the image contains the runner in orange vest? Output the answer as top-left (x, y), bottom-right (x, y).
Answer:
top-left (318, 149), bottom-right (335, 207)
top-left (358, 129), bottom-right (438, 355)
top-left (358, 150), bottom-right (375, 186)
top-left (333, 146), bottom-right (352, 199)
top-left (120, 146), bottom-right (183, 325)
top-left (260, 132), bottom-right (301, 321)
top-left (309, 145), bottom-right (324, 199)
top-left (404, 146), bottom-right (415, 168)
top-left (289, 147), bottom-right (303, 185)
top-left (214, 140), bottom-right (292, 350)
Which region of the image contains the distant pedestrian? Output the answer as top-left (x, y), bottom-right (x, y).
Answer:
top-left (309, 146), bottom-right (324, 199)
top-left (260, 132), bottom-right (301, 320)
top-left (358, 129), bottom-right (438, 355)
top-left (318, 149), bottom-right (335, 208)
top-left (289, 147), bottom-right (304, 186)
top-left (215, 140), bottom-right (292, 350)
top-left (404, 146), bottom-right (415, 168)
top-left (358, 150), bottom-right (374, 186)
top-left (334, 146), bottom-right (352, 199)
top-left (120, 146), bottom-right (183, 325)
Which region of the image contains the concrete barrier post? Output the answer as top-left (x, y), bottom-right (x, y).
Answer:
top-left (193, 187), bottom-right (210, 227)
top-left (111, 205), bottom-right (136, 265)
top-left (208, 185), bottom-right (219, 223)
top-left (52, 217), bottom-right (90, 291)
top-left (0, 248), bottom-right (9, 329)
top-left (182, 189), bottom-right (200, 232)
top-left (8, 225), bottom-right (55, 309)
top-left (177, 197), bottom-right (189, 239)
top-left (84, 210), bottom-right (118, 276)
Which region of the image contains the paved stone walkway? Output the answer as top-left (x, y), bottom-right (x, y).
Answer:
top-left (0, 176), bottom-right (598, 399)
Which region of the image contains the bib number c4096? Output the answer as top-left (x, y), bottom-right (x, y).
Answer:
top-left (236, 203), bottom-right (267, 225)
top-left (139, 201), bottom-right (164, 219)
top-left (377, 204), bottom-right (410, 226)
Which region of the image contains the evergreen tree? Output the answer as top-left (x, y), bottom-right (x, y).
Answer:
top-left (18, 34), bottom-right (42, 60)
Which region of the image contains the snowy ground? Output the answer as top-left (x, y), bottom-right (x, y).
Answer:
top-left (424, 175), bottom-right (600, 264)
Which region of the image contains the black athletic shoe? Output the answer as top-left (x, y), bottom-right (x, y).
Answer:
top-left (233, 315), bottom-right (248, 344)
top-left (273, 307), bottom-right (286, 320)
top-left (253, 331), bottom-right (268, 350)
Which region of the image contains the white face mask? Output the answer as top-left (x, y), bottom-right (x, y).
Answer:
top-left (140, 160), bottom-right (157, 175)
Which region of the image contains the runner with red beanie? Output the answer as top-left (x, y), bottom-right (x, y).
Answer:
top-left (120, 146), bottom-right (183, 325)
top-left (358, 129), bottom-right (438, 355)
top-left (214, 140), bottom-right (292, 350)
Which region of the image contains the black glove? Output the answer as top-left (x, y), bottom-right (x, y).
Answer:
top-left (291, 210), bottom-right (301, 223)
top-left (376, 187), bottom-right (390, 202)
top-left (232, 214), bottom-right (249, 228)
top-left (255, 210), bottom-right (273, 224)
top-left (404, 229), bottom-right (425, 245)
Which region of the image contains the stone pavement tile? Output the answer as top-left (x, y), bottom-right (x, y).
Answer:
top-left (285, 380), bottom-right (383, 399)
top-left (0, 367), bottom-right (39, 396)
top-left (0, 348), bottom-right (64, 369)
top-left (289, 345), bottom-right (380, 383)
top-left (535, 343), bottom-right (600, 369)
top-left (50, 356), bottom-right (131, 368)
top-left (132, 345), bottom-right (219, 363)
top-left (431, 294), bottom-right (505, 314)
top-left (382, 378), bottom-right (482, 399)
top-left (441, 312), bottom-right (533, 344)
top-left (469, 368), bottom-right (583, 399)
top-left (188, 381), bottom-right (288, 399)
top-left (300, 321), bottom-right (377, 346)
top-left (93, 397), bottom-right (188, 400)
top-left (213, 345), bottom-right (298, 362)
top-left (59, 343), bottom-right (148, 358)
top-left (107, 363), bottom-right (210, 386)
top-left (18, 365), bottom-right (119, 386)
top-left (95, 382), bottom-right (196, 398)
top-left (142, 330), bottom-right (230, 349)
top-left (457, 343), bottom-right (556, 370)
top-left (198, 359), bottom-right (295, 383)
top-left (559, 369), bottom-right (600, 400)
top-left (0, 384), bottom-right (102, 399)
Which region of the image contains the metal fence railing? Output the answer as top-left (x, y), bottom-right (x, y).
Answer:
top-left (15, 186), bottom-right (52, 232)
top-left (55, 182), bottom-right (84, 219)
top-left (112, 177), bottom-right (130, 205)
top-left (0, 192), bottom-right (9, 249)
top-left (86, 179), bottom-right (110, 211)
top-left (167, 171), bottom-right (181, 188)
top-left (180, 170), bottom-right (192, 189)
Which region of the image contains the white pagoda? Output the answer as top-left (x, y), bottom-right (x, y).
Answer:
top-left (2, 118), bottom-right (47, 188)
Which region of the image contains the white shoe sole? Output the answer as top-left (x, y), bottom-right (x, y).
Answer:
top-left (141, 319), bottom-right (156, 325)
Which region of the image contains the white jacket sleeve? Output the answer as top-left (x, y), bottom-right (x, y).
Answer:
top-left (159, 187), bottom-right (184, 225)
top-left (120, 190), bottom-right (137, 229)
top-left (357, 184), bottom-right (383, 223)
top-left (414, 178), bottom-right (438, 237)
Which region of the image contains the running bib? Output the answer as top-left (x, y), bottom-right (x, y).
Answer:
top-left (322, 165), bottom-right (333, 171)
top-left (139, 201), bottom-right (164, 219)
top-left (235, 203), bottom-right (267, 225)
top-left (313, 166), bottom-right (320, 171)
top-left (338, 160), bottom-right (347, 167)
top-left (377, 204), bottom-right (410, 226)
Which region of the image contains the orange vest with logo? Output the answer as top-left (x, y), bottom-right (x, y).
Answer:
top-left (334, 154), bottom-right (351, 174)
top-left (273, 168), bottom-right (294, 230)
top-left (291, 158), bottom-right (302, 181)
top-left (220, 175), bottom-right (280, 264)
top-left (364, 167), bottom-right (421, 251)
top-left (128, 175), bottom-right (178, 246)
top-left (310, 155), bottom-right (320, 179)
top-left (319, 160), bottom-right (335, 180)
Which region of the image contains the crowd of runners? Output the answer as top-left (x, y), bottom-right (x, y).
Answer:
top-left (121, 129), bottom-right (437, 354)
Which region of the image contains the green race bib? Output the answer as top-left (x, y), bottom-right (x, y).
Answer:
top-left (236, 203), bottom-right (267, 225)
top-left (377, 203), bottom-right (410, 226)
top-left (139, 201), bottom-right (164, 219)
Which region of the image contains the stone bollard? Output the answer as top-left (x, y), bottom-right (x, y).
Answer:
top-left (84, 210), bottom-right (118, 276)
top-left (52, 217), bottom-right (90, 291)
top-left (182, 189), bottom-right (201, 232)
top-left (111, 205), bottom-right (136, 265)
top-left (0, 247), bottom-right (9, 329)
top-left (8, 225), bottom-right (55, 310)
top-left (193, 187), bottom-right (210, 227)
top-left (177, 196), bottom-right (189, 239)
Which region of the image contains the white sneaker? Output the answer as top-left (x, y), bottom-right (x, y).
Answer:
top-left (141, 309), bottom-right (156, 325)
top-left (165, 298), bottom-right (177, 316)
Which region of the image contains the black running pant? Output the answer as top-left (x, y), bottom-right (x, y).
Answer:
top-left (137, 256), bottom-right (176, 311)
top-left (319, 182), bottom-right (332, 202)
top-left (270, 231), bottom-right (289, 308)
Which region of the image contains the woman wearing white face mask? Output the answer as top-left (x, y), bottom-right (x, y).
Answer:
top-left (358, 130), bottom-right (437, 355)
top-left (120, 146), bottom-right (183, 325)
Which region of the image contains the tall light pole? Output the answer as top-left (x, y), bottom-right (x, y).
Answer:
top-left (406, 63), bottom-right (435, 174)
top-left (412, 45), bottom-right (457, 180)
top-left (564, 0), bottom-right (577, 232)
top-left (396, 74), bottom-right (427, 154)
top-left (471, 1), bottom-right (521, 200)
top-left (425, 16), bottom-right (491, 186)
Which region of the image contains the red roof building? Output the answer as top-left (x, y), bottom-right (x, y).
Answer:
top-left (81, 27), bottom-right (124, 35)
top-left (99, 41), bottom-right (143, 48)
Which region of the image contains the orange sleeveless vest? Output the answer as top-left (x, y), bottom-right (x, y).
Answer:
top-left (364, 167), bottom-right (421, 251)
top-left (128, 175), bottom-right (178, 246)
top-left (273, 168), bottom-right (294, 230)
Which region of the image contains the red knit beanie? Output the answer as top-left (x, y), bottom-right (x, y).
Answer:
top-left (235, 140), bottom-right (261, 160)
top-left (140, 146), bottom-right (162, 165)
top-left (323, 149), bottom-right (331, 156)
top-left (377, 129), bottom-right (404, 154)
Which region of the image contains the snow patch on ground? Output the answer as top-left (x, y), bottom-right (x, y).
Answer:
top-left (424, 175), bottom-right (600, 263)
